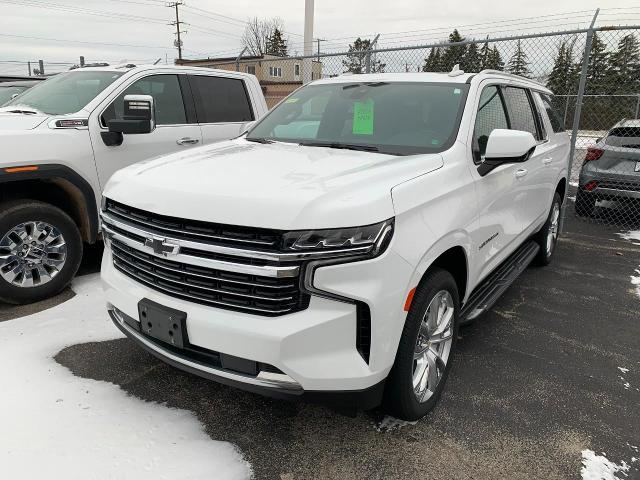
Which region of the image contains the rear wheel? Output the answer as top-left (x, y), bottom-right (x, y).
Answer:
top-left (533, 192), bottom-right (562, 266)
top-left (575, 189), bottom-right (596, 217)
top-left (383, 268), bottom-right (459, 421)
top-left (0, 200), bottom-right (82, 304)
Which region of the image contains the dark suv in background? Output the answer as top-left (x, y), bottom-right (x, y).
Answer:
top-left (577, 119), bottom-right (640, 217)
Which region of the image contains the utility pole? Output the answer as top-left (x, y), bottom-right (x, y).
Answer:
top-left (27, 61), bottom-right (31, 76)
top-left (38, 59), bottom-right (45, 76)
top-left (167, 1), bottom-right (186, 61)
top-left (303, 0), bottom-right (314, 83)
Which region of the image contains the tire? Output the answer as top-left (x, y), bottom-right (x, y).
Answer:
top-left (533, 192), bottom-right (562, 266)
top-left (0, 200), bottom-right (82, 304)
top-left (575, 189), bottom-right (595, 217)
top-left (383, 268), bottom-right (460, 421)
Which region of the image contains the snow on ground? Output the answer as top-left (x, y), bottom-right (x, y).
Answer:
top-left (631, 268), bottom-right (640, 300)
top-left (617, 230), bottom-right (640, 246)
top-left (0, 274), bottom-right (251, 480)
top-left (374, 415), bottom-right (418, 432)
top-left (581, 450), bottom-right (637, 480)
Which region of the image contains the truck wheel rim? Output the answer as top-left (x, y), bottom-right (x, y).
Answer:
top-left (546, 202), bottom-right (560, 256)
top-left (412, 290), bottom-right (454, 403)
top-left (0, 221), bottom-right (67, 288)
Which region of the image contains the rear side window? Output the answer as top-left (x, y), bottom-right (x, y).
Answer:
top-left (102, 74), bottom-right (186, 126)
top-left (472, 85), bottom-right (509, 163)
top-left (502, 87), bottom-right (541, 140)
top-left (539, 93), bottom-right (565, 133)
top-left (606, 127), bottom-right (640, 148)
top-left (189, 75), bottom-right (254, 123)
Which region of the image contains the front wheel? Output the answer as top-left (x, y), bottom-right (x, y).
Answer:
top-left (383, 268), bottom-right (460, 421)
top-left (0, 200), bottom-right (82, 304)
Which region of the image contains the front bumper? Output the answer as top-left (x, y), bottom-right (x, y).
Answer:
top-left (101, 243), bottom-right (413, 403)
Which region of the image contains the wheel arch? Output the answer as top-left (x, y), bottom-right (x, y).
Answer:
top-left (0, 165), bottom-right (98, 243)
top-left (555, 177), bottom-right (567, 204)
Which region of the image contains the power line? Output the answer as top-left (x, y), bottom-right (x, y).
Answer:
top-left (0, 32), bottom-right (172, 50)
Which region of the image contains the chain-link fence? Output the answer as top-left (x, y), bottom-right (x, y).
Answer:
top-left (192, 20), bottom-right (640, 231)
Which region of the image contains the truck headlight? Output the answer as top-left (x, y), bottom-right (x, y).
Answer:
top-left (282, 219), bottom-right (394, 259)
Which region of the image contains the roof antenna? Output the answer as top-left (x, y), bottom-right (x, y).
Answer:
top-left (448, 64), bottom-right (465, 77)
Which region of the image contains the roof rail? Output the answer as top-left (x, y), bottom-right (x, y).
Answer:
top-left (477, 69), bottom-right (548, 88)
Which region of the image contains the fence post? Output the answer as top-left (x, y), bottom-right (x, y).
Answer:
top-left (559, 8), bottom-right (599, 233)
top-left (364, 34), bottom-right (380, 74)
top-left (635, 95), bottom-right (640, 119)
top-left (235, 47), bottom-right (247, 72)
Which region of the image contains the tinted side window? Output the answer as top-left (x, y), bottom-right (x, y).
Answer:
top-left (102, 74), bottom-right (186, 126)
top-left (190, 76), bottom-right (254, 123)
top-left (502, 87), bottom-right (541, 140)
top-left (472, 85), bottom-right (509, 163)
top-left (539, 93), bottom-right (565, 133)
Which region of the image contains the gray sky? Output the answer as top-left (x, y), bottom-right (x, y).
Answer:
top-left (0, 0), bottom-right (628, 75)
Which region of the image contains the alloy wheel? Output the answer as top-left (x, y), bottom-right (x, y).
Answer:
top-left (0, 221), bottom-right (67, 287)
top-left (546, 201), bottom-right (560, 256)
top-left (412, 290), bottom-right (455, 403)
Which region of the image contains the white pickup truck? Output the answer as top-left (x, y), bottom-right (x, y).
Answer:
top-left (101, 69), bottom-right (569, 420)
top-left (0, 65), bottom-right (267, 304)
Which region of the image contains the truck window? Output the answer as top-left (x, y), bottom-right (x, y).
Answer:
top-left (189, 75), bottom-right (254, 123)
top-left (502, 87), bottom-right (541, 140)
top-left (472, 85), bottom-right (509, 163)
top-left (102, 74), bottom-right (186, 126)
top-left (539, 93), bottom-right (565, 133)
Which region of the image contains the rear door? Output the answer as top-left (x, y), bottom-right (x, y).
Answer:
top-left (90, 73), bottom-right (202, 188)
top-left (187, 74), bottom-right (255, 145)
top-left (501, 85), bottom-right (549, 233)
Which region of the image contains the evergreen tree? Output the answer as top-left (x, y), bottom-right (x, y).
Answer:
top-left (265, 28), bottom-right (288, 56)
top-left (608, 33), bottom-right (640, 92)
top-left (547, 41), bottom-right (574, 94)
top-left (585, 33), bottom-right (610, 94)
top-left (342, 37), bottom-right (385, 74)
top-left (440, 29), bottom-right (467, 71)
top-left (461, 42), bottom-right (481, 72)
top-left (486, 46), bottom-right (504, 70)
top-left (422, 47), bottom-right (443, 72)
top-left (506, 40), bottom-right (531, 77)
top-left (479, 38), bottom-right (491, 69)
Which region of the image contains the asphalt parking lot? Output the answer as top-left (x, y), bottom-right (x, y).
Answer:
top-left (6, 198), bottom-right (640, 479)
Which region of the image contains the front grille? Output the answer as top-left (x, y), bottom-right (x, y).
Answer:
top-left (102, 199), bottom-right (310, 316)
top-left (105, 199), bottom-right (283, 250)
top-left (111, 240), bottom-right (307, 316)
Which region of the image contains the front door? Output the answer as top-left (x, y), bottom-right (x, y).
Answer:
top-left (89, 73), bottom-right (202, 189)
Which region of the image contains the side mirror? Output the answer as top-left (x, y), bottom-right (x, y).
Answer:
top-left (478, 129), bottom-right (537, 176)
top-left (102, 95), bottom-right (156, 147)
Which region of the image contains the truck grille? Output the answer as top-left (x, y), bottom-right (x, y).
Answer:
top-left (102, 200), bottom-right (309, 316)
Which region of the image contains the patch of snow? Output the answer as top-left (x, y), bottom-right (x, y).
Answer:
top-left (374, 415), bottom-right (418, 432)
top-left (0, 274), bottom-right (251, 480)
top-left (617, 230), bottom-right (640, 245)
top-left (568, 196), bottom-right (576, 202)
top-left (570, 181), bottom-right (579, 187)
top-left (618, 367), bottom-right (629, 374)
top-left (581, 450), bottom-right (630, 480)
top-left (631, 268), bottom-right (640, 299)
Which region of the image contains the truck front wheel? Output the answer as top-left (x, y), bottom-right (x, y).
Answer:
top-left (0, 200), bottom-right (82, 304)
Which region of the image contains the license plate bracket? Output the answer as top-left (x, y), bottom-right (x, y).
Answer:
top-left (138, 298), bottom-right (187, 348)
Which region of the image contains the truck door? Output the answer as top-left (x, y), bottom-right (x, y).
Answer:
top-left (89, 73), bottom-right (202, 188)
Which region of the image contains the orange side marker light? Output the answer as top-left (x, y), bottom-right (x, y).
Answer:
top-left (4, 165), bottom-right (39, 173)
top-left (404, 287), bottom-right (417, 312)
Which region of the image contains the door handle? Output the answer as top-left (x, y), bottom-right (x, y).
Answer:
top-left (542, 157), bottom-right (552, 165)
top-left (515, 168), bottom-right (528, 178)
top-left (176, 137), bottom-right (199, 146)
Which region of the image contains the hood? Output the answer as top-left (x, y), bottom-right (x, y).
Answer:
top-left (0, 112), bottom-right (49, 130)
top-left (104, 139), bottom-right (444, 230)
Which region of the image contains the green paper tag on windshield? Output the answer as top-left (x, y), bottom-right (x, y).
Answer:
top-left (352, 100), bottom-right (374, 135)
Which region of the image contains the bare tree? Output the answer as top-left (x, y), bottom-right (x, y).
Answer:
top-left (242, 17), bottom-right (285, 56)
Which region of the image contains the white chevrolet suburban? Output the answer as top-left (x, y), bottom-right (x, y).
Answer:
top-left (101, 70), bottom-right (569, 420)
top-left (0, 65), bottom-right (267, 304)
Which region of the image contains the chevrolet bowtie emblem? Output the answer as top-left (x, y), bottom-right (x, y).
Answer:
top-left (144, 236), bottom-right (179, 256)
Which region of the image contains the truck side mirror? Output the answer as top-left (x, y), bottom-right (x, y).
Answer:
top-left (478, 129), bottom-right (537, 176)
top-left (101, 95), bottom-right (156, 146)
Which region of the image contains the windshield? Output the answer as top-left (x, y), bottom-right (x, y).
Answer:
top-left (0, 86), bottom-right (29, 106)
top-left (247, 82), bottom-right (469, 155)
top-left (4, 71), bottom-right (123, 115)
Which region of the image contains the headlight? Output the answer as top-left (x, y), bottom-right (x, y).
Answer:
top-left (282, 219), bottom-right (394, 259)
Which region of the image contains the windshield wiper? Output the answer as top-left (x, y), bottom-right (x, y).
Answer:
top-left (245, 137), bottom-right (274, 144)
top-left (3, 109), bottom-right (39, 115)
top-left (299, 141), bottom-right (380, 152)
